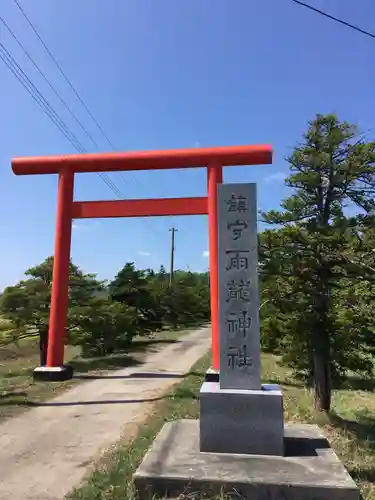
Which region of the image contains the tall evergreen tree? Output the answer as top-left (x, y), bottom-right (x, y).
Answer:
top-left (260, 114), bottom-right (375, 411)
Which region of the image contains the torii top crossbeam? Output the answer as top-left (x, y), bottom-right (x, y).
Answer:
top-left (12, 144), bottom-right (272, 175)
top-left (11, 144), bottom-right (272, 380)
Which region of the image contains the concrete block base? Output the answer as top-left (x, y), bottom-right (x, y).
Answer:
top-left (200, 381), bottom-right (284, 456)
top-left (204, 367), bottom-right (219, 383)
top-left (33, 364), bottom-right (74, 382)
top-left (133, 419), bottom-right (359, 500)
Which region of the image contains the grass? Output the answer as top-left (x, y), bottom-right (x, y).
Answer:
top-left (0, 326), bottom-right (193, 423)
top-left (67, 351), bottom-right (375, 500)
top-left (262, 354), bottom-right (375, 500)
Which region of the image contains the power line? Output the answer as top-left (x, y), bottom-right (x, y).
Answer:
top-left (0, 40), bottom-right (126, 198)
top-left (12, 0), bottom-right (117, 149)
top-left (0, 43), bottom-right (84, 152)
top-left (10, 1), bottom-right (131, 193)
top-left (10, 0), bottom-right (132, 192)
top-left (291, 0), bottom-right (375, 39)
top-left (2, 7), bottom-right (166, 245)
top-left (0, 14), bottom-right (102, 151)
top-left (9, 0), bottom-right (163, 237)
top-left (0, 13), bottom-right (127, 198)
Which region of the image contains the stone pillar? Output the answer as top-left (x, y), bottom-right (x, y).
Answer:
top-left (217, 183), bottom-right (261, 390)
top-left (200, 183), bottom-right (284, 456)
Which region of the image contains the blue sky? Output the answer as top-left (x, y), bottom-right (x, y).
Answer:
top-left (0, 0), bottom-right (374, 289)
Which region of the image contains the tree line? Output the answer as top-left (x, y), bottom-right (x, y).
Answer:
top-left (0, 260), bottom-right (210, 364)
top-left (0, 113), bottom-right (374, 413)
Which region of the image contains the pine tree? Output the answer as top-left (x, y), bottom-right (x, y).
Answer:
top-left (261, 114), bottom-right (375, 411)
top-left (0, 257), bottom-right (104, 365)
top-left (109, 262), bottom-right (156, 335)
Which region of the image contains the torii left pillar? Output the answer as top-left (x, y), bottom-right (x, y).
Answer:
top-left (34, 168), bottom-right (75, 381)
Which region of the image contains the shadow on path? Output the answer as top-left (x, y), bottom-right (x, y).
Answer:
top-left (2, 338), bottom-right (181, 380)
top-left (23, 385), bottom-right (200, 408)
top-left (74, 370), bottom-right (204, 380)
top-left (26, 396), bottom-right (164, 407)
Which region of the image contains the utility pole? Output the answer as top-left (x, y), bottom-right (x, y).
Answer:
top-left (169, 227), bottom-right (178, 286)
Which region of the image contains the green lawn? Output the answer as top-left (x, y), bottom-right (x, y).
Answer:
top-left (68, 352), bottom-right (375, 500)
top-left (0, 327), bottom-right (190, 423)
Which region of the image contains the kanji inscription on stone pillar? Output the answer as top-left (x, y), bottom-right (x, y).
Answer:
top-left (217, 183), bottom-right (261, 390)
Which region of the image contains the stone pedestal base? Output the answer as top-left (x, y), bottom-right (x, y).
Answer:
top-left (33, 364), bottom-right (74, 382)
top-left (133, 419), bottom-right (359, 500)
top-left (200, 381), bottom-right (284, 456)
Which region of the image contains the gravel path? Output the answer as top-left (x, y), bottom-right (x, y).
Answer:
top-left (0, 326), bottom-right (211, 500)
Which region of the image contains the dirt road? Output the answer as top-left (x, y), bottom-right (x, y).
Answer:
top-left (0, 326), bottom-right (211, 500)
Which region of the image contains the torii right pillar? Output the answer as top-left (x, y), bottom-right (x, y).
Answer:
top-left (206, 162), bottom-right (222, 380)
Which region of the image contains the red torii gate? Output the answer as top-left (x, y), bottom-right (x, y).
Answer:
top-left (12, 145), bottom-right (272, 380)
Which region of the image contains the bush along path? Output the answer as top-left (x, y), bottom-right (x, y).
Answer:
top-left (0, 326), bottom-right (211, 500)
top-left (0, 258), bottom-right (211, 366)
